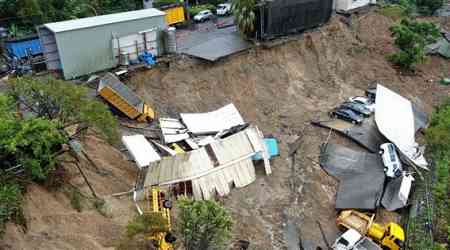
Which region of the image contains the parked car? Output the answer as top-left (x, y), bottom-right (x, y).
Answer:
top-left (329, 108), bottom-right (364, 124)
top-left (332, 229), bottom-right (362, 250)
top-left (379, 143), bottom-right (403, 178)
top-left (193, 10), bottom-right (214, 22)
top-left (216, 3), bottom-right (232, 16)
top-left (348, 96), bottom-right (375, 113)
top-left (340, 101), bottom-right (372, 117)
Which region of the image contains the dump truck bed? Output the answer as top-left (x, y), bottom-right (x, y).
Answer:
top-left (98, 73), bottom-right (145, 119)
top-left (337, 210), bottom-right (374, 235)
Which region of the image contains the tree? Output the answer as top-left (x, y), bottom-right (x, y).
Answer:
top-left (416, 0), bottom-right (444, 15)
top-left (388, 19), bottom-right (440, 71)
top-left (232, 0), bottom-right (256, 36)
top-left (177, 198), bottom-right (233, 250)
top-left (0, 94), bottom-right (67, 180)
top-left (8, 77), bottom-right (119, 144)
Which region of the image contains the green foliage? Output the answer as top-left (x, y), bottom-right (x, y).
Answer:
top-left (425, 99), bottom-right (450, 246)
top-left (0, 0), bottom-right (143, 37)
top-left (232, 0), bottom-right (256, 35)
top-left (380, 5), bottom-right (410, 20)
top-left (0, 181), bottom-right (22, 235)
top-left (0, 94), bottom-right (67, 180)
top-left (416, 0), bottom-right (444, 15)
top-left (126, 213), bottom-right (169, 238)
top-left (426, 98), bottom-right (450, 154)
top-left (188, 4), bottom-right (215, 17)
top-left (388, 19), bottom-right (440, 70)
top-left (8, 77), bottom-right (119, 143)
top-left (69, 188), bottom-right (83, 212)
top-left (177, 197), bottom-right (233, 250)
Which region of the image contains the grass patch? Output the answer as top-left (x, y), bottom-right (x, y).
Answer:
top-left (0, 181), bottom-right (23, 235)
top-left (69, 188), bottom-right (83, 212)
top-left (379, 5), bottom-right (409, 20)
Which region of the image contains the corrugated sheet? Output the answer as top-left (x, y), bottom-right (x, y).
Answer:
top-left (159, 118), bottom-right (190, 144)
top-left (180, 103), bottom-right (245, 134)
top-left (143, 126), bottom-right (269, 200)
top-left (5, 37), bottom-right (42, 58)
top-left (44, 8), bottom-right (165, 33)
top-left (122, 135), bottom-right (161, 168)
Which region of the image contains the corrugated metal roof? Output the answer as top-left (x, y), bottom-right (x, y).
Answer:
top-left (44, 8), bottom-right (165, 33)
top-left (159, 118), bottom-right (190, 144)
top-left (143, 126), bottom-right (270, 200)
top-left (180, 103), bottom-right (245, 135)
top-left (122, 135), bottom-right (161, 168)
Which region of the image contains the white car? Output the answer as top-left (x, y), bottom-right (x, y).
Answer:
top-left (332, 229), bottom-right (362, 250)
top-left (216, 3), bottom-right (232, 16)
top-left (193, 10), bottom-right (213, 22)
top-left (348, 96), bottom-right (375, 113)
top-left (379, 143), bottom-right (403, 178)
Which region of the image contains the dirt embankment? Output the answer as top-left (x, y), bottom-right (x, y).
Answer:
top-left (1, 10), bottom-right (449, 250)
top-left (129, 11), bottom-right (449, 249)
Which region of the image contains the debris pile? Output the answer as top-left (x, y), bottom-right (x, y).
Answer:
top-left (314, 84), bottom-right (428, 249)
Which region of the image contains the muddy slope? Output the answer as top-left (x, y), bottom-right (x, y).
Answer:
top-left (130, 11), bottom-right (449, 249)
top-left (1, 10), bottom-right (449, 250)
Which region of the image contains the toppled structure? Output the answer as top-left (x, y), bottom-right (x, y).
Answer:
top-left (375, 85), bottom-right (428, 169)
top-left (139, 125), bottom-right (271, 200)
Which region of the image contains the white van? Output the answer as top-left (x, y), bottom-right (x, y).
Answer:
top-left (379, 143), bottom-right (403, 178)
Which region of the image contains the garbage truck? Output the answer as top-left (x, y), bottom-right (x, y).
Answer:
top-left (336, 210), bottom-right (404, 250)
top-left (98, 73), bottom-right (155, 122)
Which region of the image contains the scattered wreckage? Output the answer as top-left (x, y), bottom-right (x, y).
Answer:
top-left (315, 84), bottom-right (428, 249)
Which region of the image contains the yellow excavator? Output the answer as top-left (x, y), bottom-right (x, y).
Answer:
top-left (337, 210), bottom-right (405, 250)
top-left (146, 187), bottom-right (176, 250)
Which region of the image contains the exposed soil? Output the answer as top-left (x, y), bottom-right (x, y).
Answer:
top-left (1, 9), bottom-right (449, 250)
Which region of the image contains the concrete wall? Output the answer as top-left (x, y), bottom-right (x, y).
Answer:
top-left (55, 15), bottom-right (166, 79)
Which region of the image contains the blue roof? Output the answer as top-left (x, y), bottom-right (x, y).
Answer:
top-left (5, 38), bottom-right (42, 58)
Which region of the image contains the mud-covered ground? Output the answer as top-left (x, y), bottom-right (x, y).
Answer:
top-left (1, 9), bottom-right (449, 250)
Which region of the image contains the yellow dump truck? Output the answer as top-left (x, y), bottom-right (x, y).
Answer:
top-left (337, 210), bottom-right (405, 250)
top-left (159, 4), bottom-right (186, 26)
top-left (98, 73), bottom-right (155, 122)
top-left (147, 187), bottom-right (176, 250)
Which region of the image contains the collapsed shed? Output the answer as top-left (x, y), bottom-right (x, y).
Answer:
top-left (137, 126), bottom-right (271, 200)
top-left (38, 8), bottom-right (167, 79)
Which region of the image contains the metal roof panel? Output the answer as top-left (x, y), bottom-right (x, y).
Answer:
top-left (44, 8), bottom-right (165, 33)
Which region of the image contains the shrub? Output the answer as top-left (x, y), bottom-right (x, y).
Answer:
top-left (0, 181), bottom-right (22, 235)
top-left (126, 213), bottom-right (169, 238)
top-left (233, 0), bottom-right (256, 35)
top-left (177, 197), bottom-right (233, 250)
top-left (416, 0), bottom-right (444, 15)
top-left (388, 19), bottom-right (440, 71)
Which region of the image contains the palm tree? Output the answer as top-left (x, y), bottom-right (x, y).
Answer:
top-left (232, 0), bottom-right (256, 36)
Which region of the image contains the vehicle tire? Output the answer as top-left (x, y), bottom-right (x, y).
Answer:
top-left (384, 167), bottom-right (388, 172)
top-left (351, 120), bottom-right (356, 125)
top-left (379, 149), bottom-right (384, 155)
top-left (165, 232), bottom-right (177, 243)
top-left (329, 112), bottom-right (335, 118)
top-left (163, 200), bottom-right (172, 209)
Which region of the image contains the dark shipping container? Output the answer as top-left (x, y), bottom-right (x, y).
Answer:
top-left (254, 0), bottom-right (333, 40)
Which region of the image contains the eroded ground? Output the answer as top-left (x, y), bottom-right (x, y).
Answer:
top-left (1, 10), bottom-right (449, 250)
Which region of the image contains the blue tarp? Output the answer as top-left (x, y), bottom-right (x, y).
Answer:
top-left (252, 138), bottom-right (279, 161)
top-left (5, 37), bottom-right (42, 59)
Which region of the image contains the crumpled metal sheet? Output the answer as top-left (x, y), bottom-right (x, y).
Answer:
top-left (319, 143), bottom-right (386, 210)
top-left (312, 116), bottom-right (386, 153)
